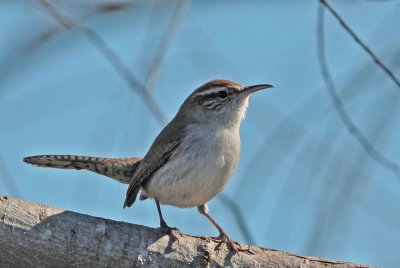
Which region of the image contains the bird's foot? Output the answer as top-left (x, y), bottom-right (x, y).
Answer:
top-left (210, 231), bottom-right (239, 254)
top-left (160, 225), bottom-right (182, 244)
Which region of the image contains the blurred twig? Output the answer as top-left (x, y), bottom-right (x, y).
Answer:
top-left (38, 0), bottom-right (167, 124)
top-left (183, 18), bottom-right (242, 78)
top-left (145, 0), bottom-right (189, 93)
top-left (317, 4), bottom-right (400, 181)
top-left (218, 193), bottom-right (256, 245)
top-left (320, 0), bottom-right (400, 88)
top-left (304, 98), bottom-right (390, 253)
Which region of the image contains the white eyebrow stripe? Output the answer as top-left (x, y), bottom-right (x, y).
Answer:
top-left (193, 87), bottom-right (226, 98)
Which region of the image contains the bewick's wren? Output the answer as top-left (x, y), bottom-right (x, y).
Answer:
top-left (24, 79), bottom-right (273, 253)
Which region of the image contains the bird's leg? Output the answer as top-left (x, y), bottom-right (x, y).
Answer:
top-left (155, 200), bottom-right (181, 242)
top-left (198, 204), bottom-right (238, 254)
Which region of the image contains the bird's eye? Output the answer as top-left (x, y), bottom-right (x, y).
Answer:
top-left (217, 91), bottom-right (228, 99)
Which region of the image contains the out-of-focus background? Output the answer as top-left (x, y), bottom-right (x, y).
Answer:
top-left (1, 0), bottom-right (399, 267)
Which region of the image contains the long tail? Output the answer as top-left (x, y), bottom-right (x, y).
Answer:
top-left (23, 155), bottom-right (142, 184)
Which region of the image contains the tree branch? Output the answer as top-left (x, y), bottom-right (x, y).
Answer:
top-left (0, 195), bottom-right (370, 267)
top-left (320, 0), bottom-right (400, 89)
top-left (144, 0), bottom-right (190, 93)
top-left (38, 0), bottom-right (167, 124)
top-left (317, 4), bottom-right (400, 181)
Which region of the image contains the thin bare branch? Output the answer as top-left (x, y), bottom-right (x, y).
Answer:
top-left (320, 0), bottom-right (400, 88)
top-left (317, 4), bottom-right (400, 180)
top-left (218, 193), bottom-right (256, 245)
top-left (304, 91), bottom-right (394, 253)
top-left (38, 0), bottom-right (167, 124)
top-left (145, 0), bottom-right (190, 93)
top-left (182, 18), bottom-right (242, 78)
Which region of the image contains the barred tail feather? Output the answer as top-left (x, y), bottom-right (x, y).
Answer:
top-left (23, 155), bottom-right (142, 184)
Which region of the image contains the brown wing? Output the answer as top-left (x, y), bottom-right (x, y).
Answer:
top-left (123, 118), bottom-right (185, 208)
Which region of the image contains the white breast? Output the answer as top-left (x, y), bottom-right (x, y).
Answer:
top-left (144, 123), bottom-right (241, 208)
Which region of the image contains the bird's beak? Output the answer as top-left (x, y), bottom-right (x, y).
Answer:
top-left (240, 84), bottom-right (274, 97)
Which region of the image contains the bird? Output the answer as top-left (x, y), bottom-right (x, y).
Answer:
top-left (24, 79), bottom-right (273, 253)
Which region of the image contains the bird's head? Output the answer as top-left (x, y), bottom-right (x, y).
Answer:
top-left (179, 80), bottom-right (273, 125)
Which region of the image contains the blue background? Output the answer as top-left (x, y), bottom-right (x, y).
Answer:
top-left (1, 1), bottom-right (399, 267)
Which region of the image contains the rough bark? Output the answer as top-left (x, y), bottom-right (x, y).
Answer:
top-left (0, 195), bottom-right (371, 268)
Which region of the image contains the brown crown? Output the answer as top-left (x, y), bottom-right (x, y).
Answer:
top-left (192, 80), bottom-right (243, 95)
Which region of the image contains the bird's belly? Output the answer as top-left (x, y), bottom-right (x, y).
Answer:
top-left (144, 130), bottom-right (240, 207)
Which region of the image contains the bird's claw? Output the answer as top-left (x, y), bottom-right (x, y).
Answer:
top-left (161, 226), bottom-right (182, 245)
top-left (209, 232), bottom-right (239, 254)
top-left (238, 245), bottom-right (256, 254)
